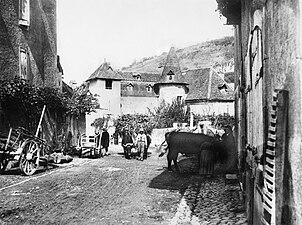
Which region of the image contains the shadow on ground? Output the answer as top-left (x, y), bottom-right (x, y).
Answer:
top-left (149, 155), bottom-right (204, 195)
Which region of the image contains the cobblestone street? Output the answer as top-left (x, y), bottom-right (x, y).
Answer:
top-left (169, 177), bottom-right (246, 225)
top-left (0, 146), bottom-right (247, 225)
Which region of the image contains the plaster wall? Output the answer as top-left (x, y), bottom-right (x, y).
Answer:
top-left (264, 1), bottom-right (302, 223)
top-left (86, 79), bottom-right (121, 135)
top-left (189, 102), bottom-right (234, 116)
top-left (158, 84), bottom-right (187, 104)
top-left (236, 0), bottom-right (302, 224)
top-left (121, 96), bottom-right (158, 114)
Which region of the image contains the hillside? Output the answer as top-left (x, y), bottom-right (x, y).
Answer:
top-left (122, 36), bottom-right (234, 74)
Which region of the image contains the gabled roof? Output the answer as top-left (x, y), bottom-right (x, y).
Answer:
top-left (185, 68), bottom-right (234, 102)
top-left (154, 47), bottom-right (188, 94)
top-left (120, 71), bottom-right (160, 82)
top-left (86, 61), bottom-right (123, 81)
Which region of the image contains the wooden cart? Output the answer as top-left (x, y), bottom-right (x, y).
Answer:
top-left (0, 105), bottom-right (51, 176)
top-left (0, 127), bottom-right (51, 175)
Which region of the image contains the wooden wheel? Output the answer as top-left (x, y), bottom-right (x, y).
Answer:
top-left (19, 140), bottom-right (40, 176)
top-left (0, 153), bottom-right (8, 174)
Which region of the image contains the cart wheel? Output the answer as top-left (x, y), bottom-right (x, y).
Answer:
top-left (0, 153), bottom-right (8, 174)
top-left (19, 140), bottom-right (40, 176)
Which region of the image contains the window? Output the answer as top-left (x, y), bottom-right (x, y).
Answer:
top-left (105, 80), bottom-right (112, 89)
top-left (19, 0), bottom-right (30, 27)
top-left (127, 83), bottom-right (133, 91)
top-left (167, 70), bottom-right (174, 81)
top-left (218, 83), bottom-right (228, 94)
top-left (146, 85), bottom-right (152, 92)
top-left (19, 47), bottom-right (29, 80)
top-left (177, 96), bottom-right (182, 102)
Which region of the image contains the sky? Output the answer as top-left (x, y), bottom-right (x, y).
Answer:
top-left (57, 0), bottom-right (233, 85)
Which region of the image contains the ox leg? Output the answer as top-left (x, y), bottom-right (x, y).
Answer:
top-left (174, 159), bottom-right (180, 172)
top-left (167, 155), bottom-right (173, 171)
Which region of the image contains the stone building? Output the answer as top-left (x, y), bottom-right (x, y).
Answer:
top-left (0, 0), bottom-right (61, 88)
top-left (217, 0), bottom-right (302, 224)
top-left (0, 0), bottom-right (63, 141)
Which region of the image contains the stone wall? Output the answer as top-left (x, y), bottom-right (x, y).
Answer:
top-left (0, 0), bottom-right (61, 143)
top-left (0, 0), bottom-right (59, 88)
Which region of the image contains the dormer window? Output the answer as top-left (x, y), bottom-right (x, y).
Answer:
top-left (127, 83), bottom-right (134, 91)
top-left (167, 70), bottom-right (174, 81)
top-left (218, 83), bottom-right (228, 94)
top-left (146, 84), bottom-right (152, 92)
top-left (19, 0), bottom-right (30, 27)
top-left (133, 73), bottom-right (141, 80)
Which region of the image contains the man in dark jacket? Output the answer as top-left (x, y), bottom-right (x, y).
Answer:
top-left (143, 133), bottom-right (151, 160)
top-left (101, 128), bottom-right (110, 156)
top-left (122, 129), bottom-right (134, 159)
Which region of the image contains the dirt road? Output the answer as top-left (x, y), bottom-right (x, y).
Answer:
top-left (0, 146), bottom-right (246, 225)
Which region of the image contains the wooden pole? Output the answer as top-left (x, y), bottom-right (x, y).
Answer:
top-left (35, 105), bottom-right (46, 137)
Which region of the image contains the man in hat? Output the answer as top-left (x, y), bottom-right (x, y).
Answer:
top-left (221, 125), bottom-right (234, 147)
top-left (136, 128), bottom-right (147, 161)
top-left (101, 128), bottom-right (110, 156)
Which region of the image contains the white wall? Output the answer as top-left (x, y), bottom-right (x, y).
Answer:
top-left (121, 96), bottom-right (159, 114)
top-left (86, 79), bottom-right (121, 135)
top-left (189, 102), bottom-right (234, 116)
top-left (158, 84), bottom-right (187, 104)
top-left (89, 79), bottom-right (121, 117)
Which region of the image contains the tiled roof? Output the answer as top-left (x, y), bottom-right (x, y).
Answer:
top-left (185, 68), bottom-right (234, 102)
top-left (119, 71), bottom-right (160, 82)
top-left (86, 62), bottom-right (123, 81)
top-left (154, 47), bottom-right (188, 94)
top-left (121, 81), bottom-right (158, 97)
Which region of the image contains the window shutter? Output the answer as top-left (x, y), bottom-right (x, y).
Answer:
top-left (19, 0), bottom-right (30, 27)
top-left (19, 47), bottom-right (29, 80)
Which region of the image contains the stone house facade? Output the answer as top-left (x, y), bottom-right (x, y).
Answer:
top-left (217, 0), bottom-right (302, 224)
top-left (0, 0), bottom-right (63, 141)
top-left (0, 0), bottom-right (61, 88)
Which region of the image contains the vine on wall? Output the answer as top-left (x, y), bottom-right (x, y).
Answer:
top-left (0, 77), bottom-right (99, 131)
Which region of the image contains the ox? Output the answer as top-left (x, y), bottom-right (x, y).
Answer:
top-left (158, 131), bottom-right (227, 172)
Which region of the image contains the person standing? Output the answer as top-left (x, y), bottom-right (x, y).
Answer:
top-left (221, 125), bottom-right (235, 149)
top-left (101, 128), bottom-right (110, 156)
top-left (144, 132), bottom-right (152, 160)
top-left (122, 129), bottom-right (134, 159)
top-left (221, 125), bottom-right (237, 173)
top-left (136, 128), bottom-right (147, 161)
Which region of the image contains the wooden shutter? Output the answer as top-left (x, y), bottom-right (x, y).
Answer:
top-left (19, 0), bottom-right (30, 27)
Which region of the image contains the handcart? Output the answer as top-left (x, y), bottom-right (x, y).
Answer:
top-left (78, 134), bottom-right (101, 158)
top-left (123, 143), bottom-right (138, 159)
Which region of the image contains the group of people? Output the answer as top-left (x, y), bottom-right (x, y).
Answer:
top-left (122, 128), bottom-right (151, 161)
